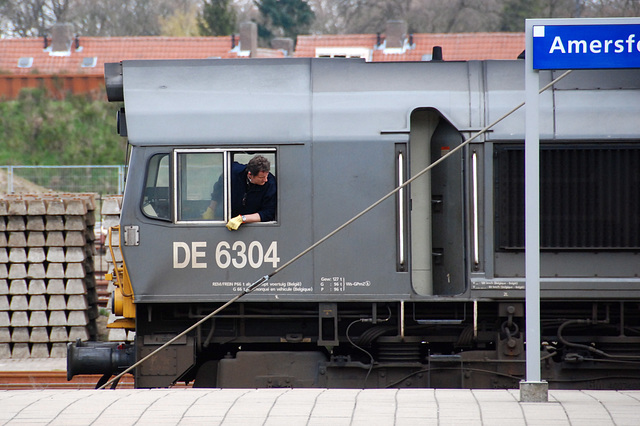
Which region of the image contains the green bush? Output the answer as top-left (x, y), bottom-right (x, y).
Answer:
top-left (0, 88), bottom-right (127, 165)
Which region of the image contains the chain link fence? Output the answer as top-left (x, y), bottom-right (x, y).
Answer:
top-left (1, 165), bottom-right (126, 196)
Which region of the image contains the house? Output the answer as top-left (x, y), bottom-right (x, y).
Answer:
top-left (0, 20), bottom-right (524, 99)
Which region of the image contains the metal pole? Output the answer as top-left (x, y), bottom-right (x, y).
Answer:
top-left (521, 19), bottom-right (548, 402)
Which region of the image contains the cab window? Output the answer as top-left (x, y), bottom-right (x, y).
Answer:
top-left (142, 153), bottom-right (170, 220)
top-left (174, 149), bottom-right (276, 224)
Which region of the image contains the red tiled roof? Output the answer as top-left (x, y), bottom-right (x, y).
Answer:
top-left (0, 36), bottom-right (284, 75)
top-left (295, 32), bottom-right (525, 61)
top-left (0, 32), bottom-right (524, 77)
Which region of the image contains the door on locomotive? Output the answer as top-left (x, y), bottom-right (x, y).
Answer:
top-left (409, 109), bottom-right (466, 296)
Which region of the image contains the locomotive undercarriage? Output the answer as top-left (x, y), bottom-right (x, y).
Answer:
top-left (126, 300), bottom-right (640, 389)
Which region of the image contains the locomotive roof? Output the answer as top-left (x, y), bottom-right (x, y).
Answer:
top-left (113, 58), bottom-right (640, 146)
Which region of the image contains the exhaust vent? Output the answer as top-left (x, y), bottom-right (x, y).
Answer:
top-left (495, 144), bottom-right (640, 250)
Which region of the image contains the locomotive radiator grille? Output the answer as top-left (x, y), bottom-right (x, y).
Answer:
top-left (495, 144), bottom-right (640, 250)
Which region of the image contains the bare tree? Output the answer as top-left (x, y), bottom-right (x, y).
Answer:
top-left (0, 0), bottom-right (73, 37)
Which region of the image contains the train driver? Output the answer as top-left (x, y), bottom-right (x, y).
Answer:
top-left (203, 154), bottom-right (277, 230)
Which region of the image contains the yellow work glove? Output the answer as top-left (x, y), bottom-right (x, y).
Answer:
top-left (226, 215), bottom-right (244, 231)
top-left (202, 207), bottom-right (214, 220)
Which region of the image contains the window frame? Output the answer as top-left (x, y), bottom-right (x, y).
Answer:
top-left (170, 148), bottom-right (277, 225)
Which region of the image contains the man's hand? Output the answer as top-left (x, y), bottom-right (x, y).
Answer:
top-left (202, 207), bottom-right (214, 220)
top-left (226, 215), bottom-right (244, 230)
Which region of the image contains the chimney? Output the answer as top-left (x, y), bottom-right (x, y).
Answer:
top-left (271, 38), bottom-right (294, 56)
top-left (239, 22), bottom-right (257, 58)
top-left (50, 23), bottom-right (74, 54)
top-left (385, 20), bottom-right (407, 49)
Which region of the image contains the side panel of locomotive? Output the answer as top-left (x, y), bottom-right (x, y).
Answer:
top-left (89, 58), bottom-right (640, 389)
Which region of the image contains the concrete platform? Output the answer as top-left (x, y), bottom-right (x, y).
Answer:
top-left (1, 388), bottom-right (639, 425)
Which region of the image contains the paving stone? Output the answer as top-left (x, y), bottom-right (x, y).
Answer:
top-left (9, 279), bottom-right (28, 296)
top-left (67, 295), bottom-right (88, 310)
top-left (66, 263), bottom-right (86, 278)
top-left (48, 310), bottom-right (67, 326)
top-left (106, 248), bottom-right (123, 263)
top-left (10, 295), bottom-right (28, 310)
top-left (27, 199), bottom-right (47, 215)
top-left (0, 342), bottom-right (10, 358)
top-left (27, 231), bottom-right (46, 247)
top-left (10, 311), bottom-right (29, 326)
top-left (28, 294), bottom-right (47, 310)
top-left (65, 215), bottom-right (86, 230)
top-left (0, 217), bottom-right (5, 231)
top-left (30, 327), bottom-right (49, 343)
top-left (66, 279), bottom-right (86, 295)
top-left (47, 246), bottom-right (66, 262)
top-left (45, 231), bottom-right (65, 246)
top-left (0, 233), bottom-right (7, 248)
top-left (0, 295), bottom-right (8, 310)
top-left (47, 279), bottom-right (66, 294)
top-left (0, 279), bottom-right (7, 295)
top-left (104, 215), bottom-right (120, 228)
top-left (65, 199), bottom-right (88, 215)
top-left (11, 342), bottom-right (30, 358)
top-left (50, 342), bottom-right (67, 357)
top-left (9, 263), bottom-right (27, 279)
top-left (65, 246), bottom-right (86, 262)
top-left (28, 279), bottom-right (47, 294)
top-left (49, 326), bottom-right (69, 342)
top-left (27, 263), bottom-right (46, 279)
top-left (9, 247), bottom-right (27, 263)
top-left (8, 231), bottom-right (27, 247)
top-left (30, 343), bottom-right (50, 358)
top-left (69, 326), bottom-right (90, 341)
top-left (45, 263), bottom-right (65, 279)
top-left (8, 200), bottom-right (27, 215)
top-left (47, 294), bottom-right (67, 310)
top-left (7, 216), bottom-right (26, 231)
top-left (65, 231), bottom-right (86, 247)
top-left (26, 215), bottom-right (45, 231)
top-left (0, 200), bottom-right (7, 215)
top-left (0, 327), bottom-right (9, 342)
top-left (108, 328), bottom-right (128, 342)
top-left (0, 248), bottom-right (7, 263)
top-left (29, 310), bottom-right (48, 326)
top-left (102, 197), bottom-right (122, 215)
top-left (46, 199), bottom-right (66, 215)
top-left (67, 311), bottom-right (89, 326)
top-left (45, 215), bottom-right (65, 231)
top-left (27, 247), bottom-right (46, 263)
top-left (0, 311), bottom-right (8, 326)
top-left (11, 327), bottom-right (30, 342)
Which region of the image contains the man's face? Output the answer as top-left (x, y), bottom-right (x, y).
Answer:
top-left (249, 171), bottom-right (269, 185)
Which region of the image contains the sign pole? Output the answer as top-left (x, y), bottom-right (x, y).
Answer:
top-left (521, 19), bottom-right (548, 402)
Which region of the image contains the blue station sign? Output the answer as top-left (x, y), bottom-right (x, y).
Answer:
top-left (532, 24), bottom-right (640, 69)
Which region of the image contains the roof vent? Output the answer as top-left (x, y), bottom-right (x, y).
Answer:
top-left (17, 57), bottom-right (34, 68)
top-left (81, 57), bottom-right (97, 68)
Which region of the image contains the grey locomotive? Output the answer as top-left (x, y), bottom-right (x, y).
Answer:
top-left (68, 58), bottom-right (640, 389)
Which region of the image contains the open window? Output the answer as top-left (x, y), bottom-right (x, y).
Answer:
top-left (173, 149), bottom-right (277, 224)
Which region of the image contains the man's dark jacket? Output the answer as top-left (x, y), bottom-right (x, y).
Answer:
top-left (213, 161), bottom-right (277, 222)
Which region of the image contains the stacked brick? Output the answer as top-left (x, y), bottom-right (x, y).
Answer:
top-left (0, 194), bottom-right (99, 359)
